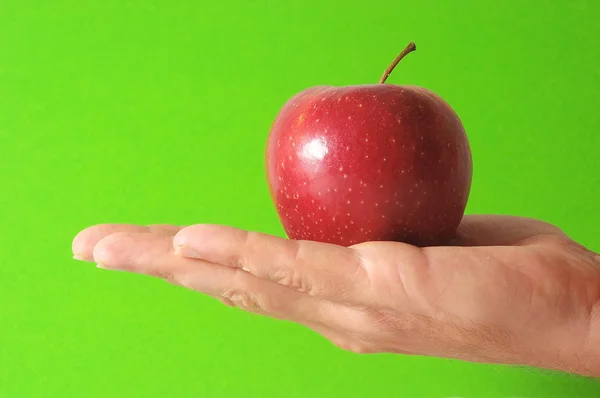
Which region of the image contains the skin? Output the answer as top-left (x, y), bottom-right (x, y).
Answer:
top-left (72, 215), bottom-right (600, 377)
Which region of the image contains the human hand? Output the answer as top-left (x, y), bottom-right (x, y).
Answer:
top-left (72, 215), bottom-right (600, 377)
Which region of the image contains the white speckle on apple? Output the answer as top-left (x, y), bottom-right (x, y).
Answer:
top-left (348, 188), bottom-right (352, 192)
top-left (359, 103), bottom-right (363, 107)
top-left (347, 200), bottom-right (351, 204)
top-left (391, 138), bottom-right (397, 143)
top-left (334, 188), bottom-right (338, 192)
top-left (375, 203), bottom-right (379, 207)
top-left (293, 193), bottom-right (299, 199)
top-left (345, 145), bottom-right (350, 150)
top-left (344, 225), bottom-right (348, 229)
top-left (360, 200), bottom-right (364, 204)
top-left (346, 213), bottom-right (350, 216)
top-left (383, 157), bottom-right (387, 162)
top-left (343, 174), bottom-right (348, 179)
top-left (339, 166), bottom-right (344, 172)
top-left (348, 116), bottom-right (352, 120)
top-left (380, 185), bottom-right (384, 189)
top-left (316, 119), bottom-right (320, 122)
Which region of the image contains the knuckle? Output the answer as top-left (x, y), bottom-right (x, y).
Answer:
top-left (270, 268), bottom-right (315, 295)
top-left (221, 289), bottom-right (263, 312)
top-left (222, 272), bottom-right (267, 312)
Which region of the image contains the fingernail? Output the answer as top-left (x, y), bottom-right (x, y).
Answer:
top-left (174, 245), bottom-right (201, 259)
top-left (73, 254), bottom-right (88, 261)
top-left (96, 263), bottom-right (109, 270)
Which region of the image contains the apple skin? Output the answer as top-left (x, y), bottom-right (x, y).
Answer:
top-left (265, 84), bottom-right (472, 247)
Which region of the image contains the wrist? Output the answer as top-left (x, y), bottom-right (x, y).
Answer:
top-left (582, 304), bottom-right (600, 377)
top-left (558, 300), bottom-right (600, 377)
top-left (522, 301), bottom-right (600, 377)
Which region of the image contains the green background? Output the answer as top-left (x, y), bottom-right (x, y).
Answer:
top-left (1, 0), bottom-right (599, 396)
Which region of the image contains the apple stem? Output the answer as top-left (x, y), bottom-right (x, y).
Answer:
top-left (378, 42), bottom-right (417, 84)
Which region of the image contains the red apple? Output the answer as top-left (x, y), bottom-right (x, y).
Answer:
top-left (265, 43), bottom-right (472, 247)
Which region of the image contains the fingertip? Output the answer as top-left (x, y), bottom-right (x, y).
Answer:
top-left (72, 224), bottom-right (150, 262)
top-left (72, 225), bottom-right (106, 261)
top-left (92, 232), bottom-right (134, 269)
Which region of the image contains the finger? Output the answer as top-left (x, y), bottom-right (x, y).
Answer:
top-left (455, 215), bottom-right (567, 247)
top-left (93, 231), bottom-right (333, 323)
top-left (172, 224), bottom-right (370, 303)
top-left (72, 224), bottom-right (182, 261)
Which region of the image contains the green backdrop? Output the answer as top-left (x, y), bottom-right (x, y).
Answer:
top-left (1, 0), bottom-right (599, 396)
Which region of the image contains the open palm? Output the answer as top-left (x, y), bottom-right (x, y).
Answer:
top-left (72, 215), bottom-right (600, 376)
